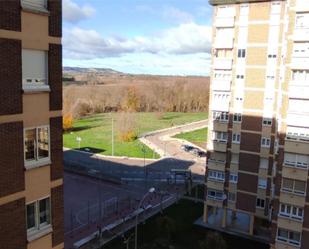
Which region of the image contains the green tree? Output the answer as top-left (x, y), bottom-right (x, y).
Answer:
top-left (199, 232), bottom-right (227, 249)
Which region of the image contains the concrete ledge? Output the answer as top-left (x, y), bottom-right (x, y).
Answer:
top-left (209, 0), bottom-right (272, 6)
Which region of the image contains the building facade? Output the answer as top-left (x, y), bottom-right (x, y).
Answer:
top-left (0, 1), bottom-right (63, 249)
top-left (204, 0), bottom-right (309, 249)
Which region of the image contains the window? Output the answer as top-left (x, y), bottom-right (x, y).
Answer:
top-left (214, 70), bottom-right (232, 80)
top-left (22, 49), bottom-right (48, 90)
top-left (236, 74), bottom-right (244, 79)
top-left (232, 133), bottom-right (241, 144)
top-left (229, 173), bottom-right (238, 183)
top-left (261, 137), bottom-right (271, 148)
top-left (239, 4), bottom-right (249, 16)
top-left (208, 170), bottom-right (225, 182)
top-left (24, 126), bottom-right (49, 166)
top-left (228, 192), bottom-right (236, 202)
top-left (259, 158), bottom-right (268, 169)
top-left (279, 203), bottom-right (304, 221)
top-left (262, 118), bottom-right (272, 126)
top-left (213, 131), bottom-right (228, 142)
top-left (213, 111), bottom-right (229, 122)
top-left (277, 228), bottom-right (301, 246)
top-left (271, 2), bottom-right (281, 14)
top-left (284, 153), bottom-right (309, 169)
top-left (237, 49), bottom-right (246, 58)
top-left (295, 14), bottom-right (309, 29)
top-left (256, 198), bottom-right (265, 208)
top-left (258, 178), bottom-right (267, 189)
top-left (233, 113), bottom-right (242, 122)
top-left (26, 198), bottom-right (51, 234)
top-left (207, 189), bottom-right (224, 200)
top-left (292, 70), bottom-right (309, 82)
top-left (268, 54), bottom-right (277, 58)
top-left (282, 178), bottom-right (306, 195)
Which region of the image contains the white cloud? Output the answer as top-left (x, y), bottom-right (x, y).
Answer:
top-left (63, 0), bottom-right (95, 23)
top-left (63, 22), bottom-right (212, 60)
top-left (162, 6), bottom-right (193, 24)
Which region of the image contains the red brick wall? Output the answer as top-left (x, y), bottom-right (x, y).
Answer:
top-left (51, 185), bottom-right (64, 247)
top-left (0, 122), bottom-right (24, 198)
top-left (48, 0), bottom-right (62, 37)
top-left (0, 198), bottom-right (26, 249)
top-left (50, 117), bottom-right (63, 181)
top-left (0, 38), bottom-right (22, 115)
top-left (0, 0), bottom-right (21, 31)
top-left (49, 44), bottom-right (63, 111)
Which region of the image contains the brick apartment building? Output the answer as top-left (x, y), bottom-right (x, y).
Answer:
top-left (204, 1), bottom-right (309, 249)
top-left (0, 1), bottom-right (63, 249)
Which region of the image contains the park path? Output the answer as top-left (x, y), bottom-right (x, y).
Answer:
top-left (139, 119), bottom-right (208, 175)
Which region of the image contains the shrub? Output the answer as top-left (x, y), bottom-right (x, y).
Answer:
top-left (119, 130), bottom-right (138, 142)
top-left (63, 114), bottom-right (73, 131)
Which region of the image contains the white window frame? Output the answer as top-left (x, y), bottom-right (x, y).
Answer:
top-left (207, 189), bottom-right (224, 201)
top-left (213, 131), bottom-right (228, 143)
top-left (208, 170), bottom-right (225, 182)
top-left (229, 173), bottom-right (238, 183)
top-left (21, 0), bottom-right (48, 11)
top-left (279, 203), bottom-right (304, 221)
top-left (284, 153), bottom-right (309, 169)
top-left (232, 133), bottom-right (241, 144)
top-left (277, 228), bottom-right (301, 247)
top-left (259, 158), bottom-right (269, 169)
top-left (213, 111), bottom-right (229, 123)
top-left (258, 178), bottom-right (267, 189)
top-left (237, 49), bottom-right (246, 58)
top-left (281, 178), bottom-right (306, 196)
top-left (262, 118), bottom-right (272, 126)
top-left (26, 196), bottom-right (51, 237)
top-left (256, 198), bottom-right (265, 209)
top-left (24, 125), bottom-right (50, 169)
top-left (261, 137), bottom-right (271, 148)
top-left (233, 113), bottom-right (242, 123)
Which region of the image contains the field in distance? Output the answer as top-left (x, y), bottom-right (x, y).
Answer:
top-left (63, 112), bottom-right (207, 159)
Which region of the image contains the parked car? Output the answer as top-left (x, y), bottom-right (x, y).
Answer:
top-left (197, 151), bottom-right (207, 157)
top-left (181, 144), bottom-right (194, 152)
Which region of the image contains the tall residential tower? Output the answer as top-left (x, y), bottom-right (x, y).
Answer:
top-left (204, 1), bottom-right (309, 249)
top-left (0, 1), bottom-right (63, 249)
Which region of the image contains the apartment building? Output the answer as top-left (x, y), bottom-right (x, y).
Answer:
top-left (0, 1), bottom-right (63, 249)
top-left (204, 1), bottom-right (309, 249)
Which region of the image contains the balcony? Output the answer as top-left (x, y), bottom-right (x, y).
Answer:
top-left (212, 79), bottom-right (231, 91)
top-left (215, 17), bottom-right (235, 28)
top-left (212, 120), bottom-right (229, 132)
top-left (207, 159), bottom-right (226, 171)
top-left (207, 180), bottom-right (225, 191)
top-left (289, 85), bottom-right (309, 99)
top-left (277, 217), bottom-right (303, 233)
top-left (282, 165), bottom-right (308, 181)
top-left (285, 139), bottom-right (309, 154)
top-left (213, 58), bottom-right (233, 70)
top-left (279, 191), bottom-right (306, 207)
top-left (212, 140), bottom-right (227, 152)
top-left (214, 37), bottom-right (234, 49)
top-left (293, 28), bottom-right (309, 41)
top-left (290, 57), bottom-right (309, 69)
top-left (286, 113), bottom-right (309, 127)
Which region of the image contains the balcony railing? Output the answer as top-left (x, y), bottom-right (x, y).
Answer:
top-left (289, 85), bottom-right (309, 99)
top-left (290, 57), bottom-right (309, 69)
top-left (214, 37), bottom-right (234, 49)
top-left (293, 28), bottom-right (309, 41)
top-left (213, 58), bottom-right (233, 70)
top-left (215, 17), bottom-right (235, 28)
top-left (212, 79), bottom-right (231, 91)
top-left (295, 0), bottom-right (309, 12)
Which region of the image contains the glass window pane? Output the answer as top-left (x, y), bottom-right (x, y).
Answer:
top-left (39, 198), bottom-right (50, 226)
top-left (294, 180), bottom-right (306, 193)
top-left (25, 129), bottom-right (36, 161)
top-left (27, 203), bottom-right (36, 230)
top-left (282, 178), bottom-right (293, 190)
top-left (38, 127), bottom-right (49, 159)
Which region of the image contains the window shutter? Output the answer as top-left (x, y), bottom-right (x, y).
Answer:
top-left (48, 0), bottom-right (62, 37)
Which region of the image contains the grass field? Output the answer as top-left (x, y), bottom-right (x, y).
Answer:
top-left (63, 112), bottom-right (207, 158)
top-left (173, 127), bottom-right (207, 149)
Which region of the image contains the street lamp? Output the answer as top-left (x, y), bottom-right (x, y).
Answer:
top-left (134, 187), bottom-right (155, 249)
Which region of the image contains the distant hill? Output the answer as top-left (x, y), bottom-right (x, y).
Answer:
top-left (63, 66), bottom-right (123, 75)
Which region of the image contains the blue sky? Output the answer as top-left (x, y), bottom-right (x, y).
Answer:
top-left (63, 0), bottom-right (213, 75)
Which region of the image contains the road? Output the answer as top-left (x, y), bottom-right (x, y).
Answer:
top-left (140, 119), bottom-right (208, 175)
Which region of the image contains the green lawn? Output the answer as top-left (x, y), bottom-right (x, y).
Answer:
top-left (173, 127), bottom-right (207, 149)
top-left (63, 112), bottom-right (207, 158)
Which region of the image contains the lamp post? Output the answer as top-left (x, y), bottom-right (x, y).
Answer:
top-left (134, 187), bottom-right (155, 249)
